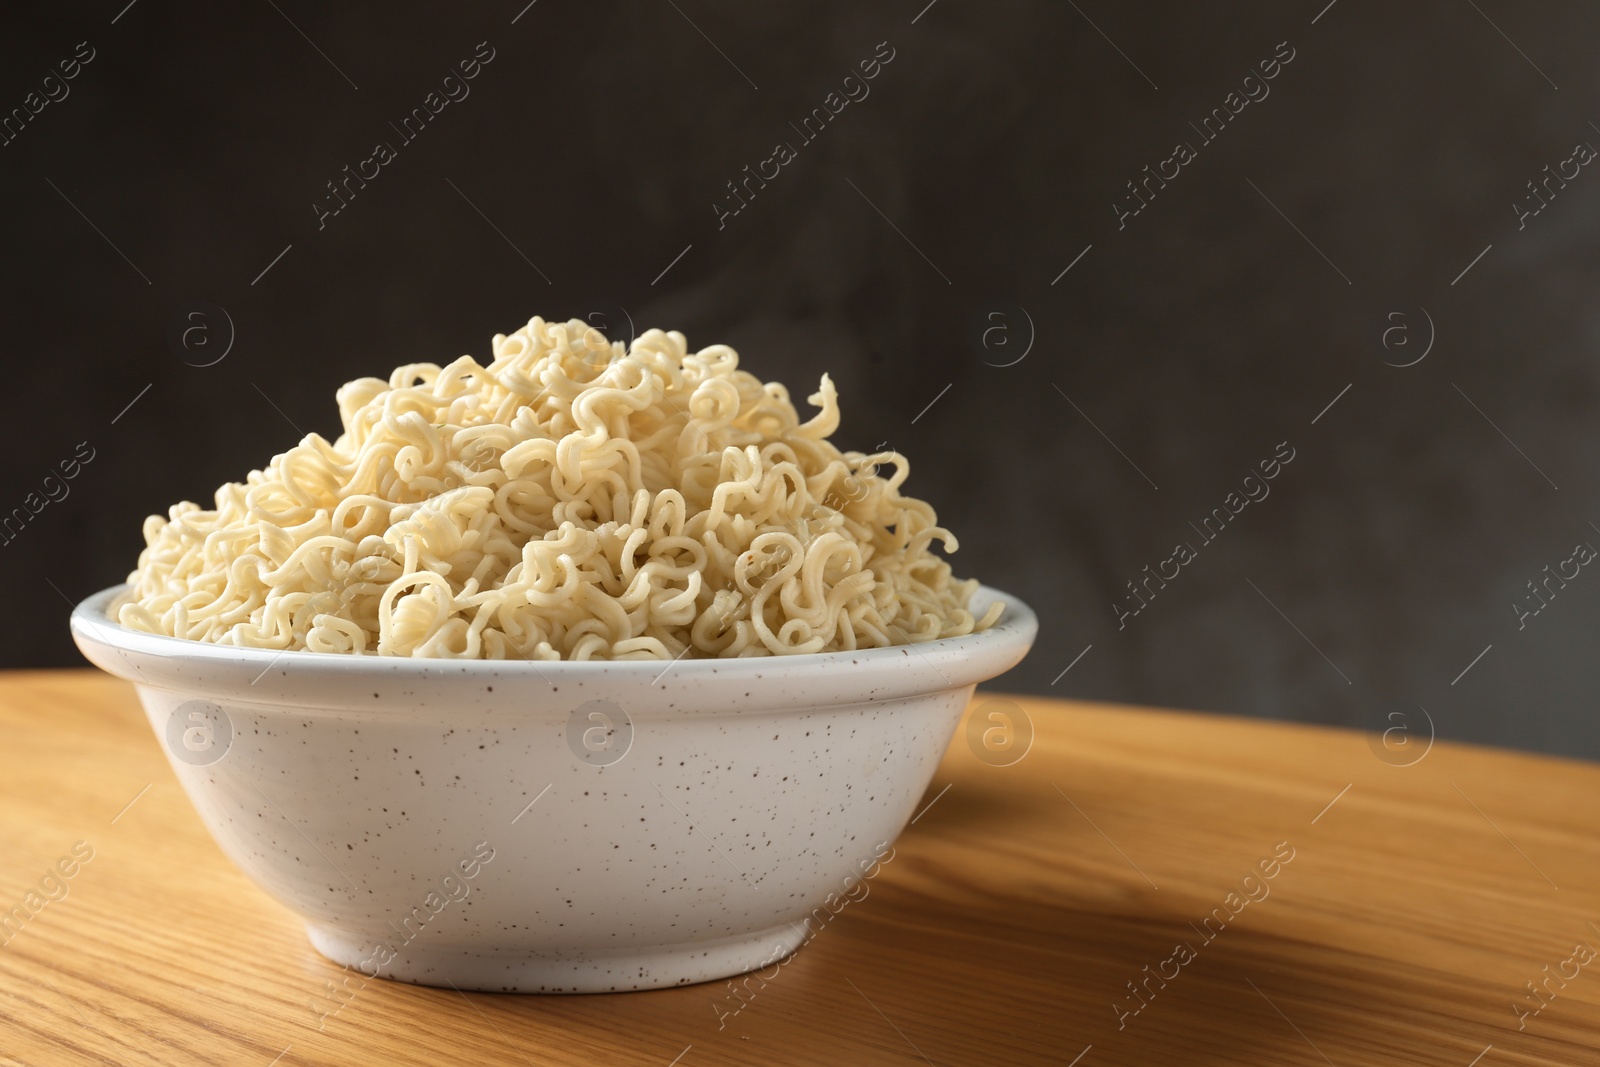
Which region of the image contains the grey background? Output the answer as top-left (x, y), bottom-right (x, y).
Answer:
top-left (4, 1), bottom-right (1599, 759)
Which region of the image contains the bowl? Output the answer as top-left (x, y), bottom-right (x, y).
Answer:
top-left (70, 583), bottom-right (1036, 993)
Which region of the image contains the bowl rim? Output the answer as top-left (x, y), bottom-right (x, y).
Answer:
top-left (70, 582), bottom-right (1037, 692)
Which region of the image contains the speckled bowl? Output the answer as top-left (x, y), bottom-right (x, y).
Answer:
top-left (70, 583), bottom-right (1035, 993)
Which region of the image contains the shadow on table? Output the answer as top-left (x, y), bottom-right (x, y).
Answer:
top-left (374, 773), bottom-right (1595, 1067)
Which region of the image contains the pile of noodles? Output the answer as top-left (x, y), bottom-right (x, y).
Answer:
top-left (115, 318), bottom-right (1001, 659)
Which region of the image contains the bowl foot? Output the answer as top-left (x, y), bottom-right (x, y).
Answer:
top-left (304, 920), bottom-right (811, 994)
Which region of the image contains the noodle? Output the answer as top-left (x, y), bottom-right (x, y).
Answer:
top-left (116, 318), bottom-right (1001, 660)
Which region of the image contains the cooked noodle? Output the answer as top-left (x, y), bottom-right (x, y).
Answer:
top-left (115, 318), bottom-right (1001, 659)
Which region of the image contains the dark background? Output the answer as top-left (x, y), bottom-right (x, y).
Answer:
top-left (5, 1), bottom-right (1600, 759)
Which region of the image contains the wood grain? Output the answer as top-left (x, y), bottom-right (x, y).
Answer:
top-left (0, 671), bottom-right (1597, 1065)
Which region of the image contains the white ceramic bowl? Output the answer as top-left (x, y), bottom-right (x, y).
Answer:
top-left (71, 584), bottom-right (1035, 993)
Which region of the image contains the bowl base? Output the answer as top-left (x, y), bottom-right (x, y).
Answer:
top-left (305, 920), bottom-right (811, 994)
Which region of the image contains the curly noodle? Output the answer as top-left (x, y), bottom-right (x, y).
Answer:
top-left (116, 318), bottom-right (1000, 659)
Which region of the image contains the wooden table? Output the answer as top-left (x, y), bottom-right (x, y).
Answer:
top-left (1, 672), bottom-right (1597, 1066)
